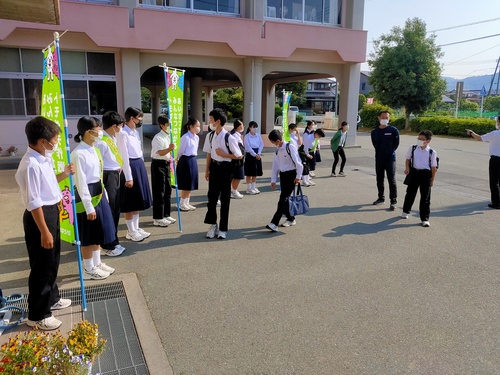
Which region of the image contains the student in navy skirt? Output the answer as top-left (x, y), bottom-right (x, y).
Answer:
top-left (71, 116), bottom-right (117, 280)
top-left (177, 117), bottom-right (200, 211)
top-left (117, 107), bottom-right (153, 242)
top-left (243, 121), bottom-right (264, 195)
top-left (230, 119), bottom-right (245, 199)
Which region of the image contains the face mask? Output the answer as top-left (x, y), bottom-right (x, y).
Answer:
top-left (194, 127), bottom-right (201, 135)
top-left (250, 128), bottom-right (256, 134)
top-left (209, 124), bottom-right (217, 131)
top-left (416, 139), bottom-right (426, 147)
top-left (344, 126), bottom-right (349, 132)
top-left (312, 125), bottom-right (317, 131)
top-left (380, 119), bottom-right (389, 126)
top-left (44, 140), bottom-right (58, 157)
top-left (115, 125), bottom-right (121, 133)
top-left (135, 119), bottom-right (143, 128)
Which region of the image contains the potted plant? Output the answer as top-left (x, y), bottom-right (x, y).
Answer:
top-left (0, 320), bottom-right (106, 375)
top-left (7, 146), bottom-right (18, 157)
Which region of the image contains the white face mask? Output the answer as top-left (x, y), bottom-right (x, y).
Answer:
top-left (416, 139), bottom-right (426, 147)
top-left (380, 119), bottom-right (389, 126)
top-left (91, 130), bottom-right (104, 140)
top-left (44, 140), bottom-right (59, 157)
top-left (194, 127), bottom-right (201, 135)
top-left (312, 125), bottom-right (317, 131)
top-left (209, 124), bottom-right (217, 131)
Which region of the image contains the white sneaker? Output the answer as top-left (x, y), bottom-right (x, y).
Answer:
top-left (180, 204), bottom-right (191, 211)
top-left (216, 200), bottom-right (221, 207)
top-left (331, 173), bottom-right (337, 177)
top-left (27, 316), bottom-right (62, 331)
top-left (187, 204), bottom-right (197, 210)
top-left (101, 247), bottom-right (124, 257)
top-left (115, 244), bottom-right (126, 252)
top-left (137, 228), bottom-right (151, 238)
top-left (401, 212), bottom-right (409, 219)
top-left (231, 191), bottom-right (243, 199)
top-left (338, 171), bottom-right (346, 177)
top-left (153, 218), bottom-right (170, 227)
top-left (83, 267), bottom-right (110, 280)
top-left (301, 181), bottom-right (310, 187)
top-left (126, 231), bottom-right (144, 242)
top-left (234, 190), bottom-right (243, 198)
top-left (165, 216), bottom-right (177, 224)
top-left (97, 262), bottom-right (115, 274)
top-left (252, 188), bottom-right (261, 194)
top-left (51, 298), bottom-right (71, 310)
top-left (309, 171), bottom-right (316, 177)
top-left (206, 224), bottom-right (218, 239)
top-left (266, 223), bottom-right (279, 232)
top-left (422, 221), bottom-right (430, 227)
top-left (217, 231), bottom-right (227, 239)
top-left (309, 181), bottom-right (316, 186)
top-left (281, 220), bottom-right (296, 227)
top-left (246, 188), bottom-right (257, 195)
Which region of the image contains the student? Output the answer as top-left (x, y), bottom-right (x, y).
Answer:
top-left (230, 119), bottom-right (245, 199)
top-left (177, 117), bottom-right (201, 211)
top-left (301, 128), bottom-right (325, 186)
top-left (330, 121), bottom-right (349, 177)
top-left (203, 108), bottom-right (242, 239)
top-left (95, 111), bottom-right (126, 256)
top-left (288, 123), bottom-right (302, 149)
top-left (119, 107), bottom-right (152, 241)
top-left (400, 130), bottom-right (438, 227)
top-left (71, 116), bottom-right (117, 280)
top-left (15, 116), bottom-right (74, 331)
top-left (303, 120), bottom-right (316, 177)
top-left (266, 129), bottom-right (303, 232)
top-left (243, 121), bottom-right (264, 195)
top-left (150, 114), bottom-right (176, 226)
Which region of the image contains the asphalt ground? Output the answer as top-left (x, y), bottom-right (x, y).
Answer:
top-left (2, 131), bottom-right (500, 374)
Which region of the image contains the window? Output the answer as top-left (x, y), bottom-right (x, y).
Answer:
top-left (264, 0), bottom-right (340, 25)
top-left (141, 0), bottom-right (239, 15)
top-left (0, 79), bottom-right (24, 116)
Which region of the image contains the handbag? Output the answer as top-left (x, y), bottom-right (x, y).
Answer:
top-left (315, 149), bottom-right (321, 162)
top-left (403, 168), bottom-right (415, 185)
top-left (287, 184), bottom-right (310, 216)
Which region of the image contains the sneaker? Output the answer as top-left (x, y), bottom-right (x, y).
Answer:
top-left (252, 188), bottom-right (261, 194)
top-left (187, 204), bottom-right (197, 210)
top-left (331, 173), bottom-right (337, 177)
top-left (231, 191), bottom-right (243, 199)
top-left (309, 180), bottom-right (316, 186)
top-left (27, 316), bottom-right (62, 331)
top-left (301, 182), bottom-right (310, 187)
top-left (83, 266), bottom-right (110, 280)
top-left (373, 198), bottom-right (385, 205)
top-left (216, 200), bottom-right (221, 207)
top-left (309, 171), bottom-right (316, 177)
top-left (217, 231), bottom-right (227, 239)
top-left (206, 224), bottom-right (218, 239)
top-left (401, 211), bottom-right (409, 219)
top-left (126, 231), bottom-right (144, 242)
top-left (51, 298), bottom-right (71, 311)
top-left (266, 223), bottom-right (279, 232)
top-left (180, 204), bottom-right (191, 211)
top-left (234, 191), bottom-right (244, 198)
top-left (389, 204), bottom-right (396, 211)
top-left (115, 244), bottom-right (126, 252)
top-left (281, 220), bottom-right (296, 227)
top-left (339, 171), bottom-right (346, 177)
top-left (422, 221), bottom-right (430, 227)
top-left (137, 228), bottom-right (151, 238)
top-left (101, 247), bottom-right (124, 257)
top-left (97, 262), bottom-right (115, 274)
top-left (153, 218), bottom-right (170, 227)
top-left (246, 188), bottom-right (257, 195)
top-left (165, 216), bottom-right (177, 224)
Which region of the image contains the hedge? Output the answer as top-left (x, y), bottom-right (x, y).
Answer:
top-left (390, 116), bottom-right (496, 137)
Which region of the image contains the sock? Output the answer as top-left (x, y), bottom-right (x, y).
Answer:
top-left (126, 219), bottom-right (134, 233)
top-left (84, 258), bottom-right (94, 272)
top-left (186, 197), bottom-right (191, 206)
top-left (132, 214), bottom-right (140, 231)
top-left (92, 250), bottom-right (101, 267)
top-left (251, 182), bottom-right (255, 190)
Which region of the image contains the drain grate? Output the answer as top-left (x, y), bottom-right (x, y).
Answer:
top-left (5, 281), bottom-right (149, 375)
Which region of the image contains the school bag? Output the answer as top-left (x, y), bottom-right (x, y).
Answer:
top-left (410, 145), bottom-right (439, 170)
top-left (209, 131), bottom-right (245, 167)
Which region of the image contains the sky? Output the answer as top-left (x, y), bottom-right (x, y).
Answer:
top-left (362, 0), bottom-right (500, 79)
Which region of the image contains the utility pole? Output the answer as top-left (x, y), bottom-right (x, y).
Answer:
top-left (487, 57), bottom-right (500, 96)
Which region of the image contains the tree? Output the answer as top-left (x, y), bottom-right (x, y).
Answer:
top-left (358, 94), bottom-right (367, 111)
top-left (275, 81), bottom-right (308, 108)
top-left (484, 96), bottom-right (500, 113)
top-left (368, 18), bottom-right (446, 129)
top-left (460, 99), bottom-right (479, 112)
top-left (214, 87), bottom-right (244, 119)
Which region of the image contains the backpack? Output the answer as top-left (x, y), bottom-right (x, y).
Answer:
top-left (410, 145), bottom-right (439, 170)
top-left (209, 131), bottom-right (245, 167)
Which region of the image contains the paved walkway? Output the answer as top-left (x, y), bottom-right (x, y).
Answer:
top-left (2, 131), bottom-right (500, 374)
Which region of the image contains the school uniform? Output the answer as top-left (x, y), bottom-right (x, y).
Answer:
top-left (118, 125), bottom-right (152, 212)
top-left (177, 131), bottom-right (199, 191)
top-left (203, 128), bottom-right (242, 232)
top-left (231, 132), bottom-right (245, 180)
top-left (243, 132), bottom-right (264, 177)
top-left (150, 130), bottom-right (173, 220)
top-left (71, 142), bottom-right (115, 246)
top-left (331, 130), bottom-right (347, 174)
top-left (95, 131), bottom-right (123, 249)
top-left (481, 129), bottom-right (500, 207)
top-left (270, 142), bottom-right (304, 226)
top-left (15, 148), bottom-right (63, 321)
top-left (303, 129), bottom-right (317, 171)
top-left (402, 145), bottom-right (438, 222)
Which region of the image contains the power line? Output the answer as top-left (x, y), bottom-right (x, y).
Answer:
top-left (439, 33), bottom-right (500, 47)
top-left (430, 17), bottom-right (500, 33)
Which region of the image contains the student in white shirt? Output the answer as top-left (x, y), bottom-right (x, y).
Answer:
top-left (243, 121), bottom-right (264, 195)
top-left (177, 117), bottom-right (201, 211)
top-left (72, 116), bottom-right (117, 281)
top-left (119, 107), bottom-right (152, 242)
top-left (150, 114), bottom-right (176, 226)
top-left (266, 129), bottom-right (303, 232)
top-left (288, 123), bottom-right (302, 149)
top-left (15, 116), bottom-right (74, 331)
top-left (230, 119), bottom-right (245, 199)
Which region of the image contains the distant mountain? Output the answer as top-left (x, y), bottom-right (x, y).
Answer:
top-left (444, 75), bottom-right (496, 92)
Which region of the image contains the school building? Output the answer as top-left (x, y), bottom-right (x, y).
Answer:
top-left (0, 0), bottom-right (367, 153)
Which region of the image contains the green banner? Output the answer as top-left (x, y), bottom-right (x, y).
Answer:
top-left (282, 91), bottom-right (291, 142)
top-left (41, 43), bottom-right (75, 244)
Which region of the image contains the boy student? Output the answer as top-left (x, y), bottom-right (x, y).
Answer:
top-left (203, 108), bottom-right (243, 239)
top-left (401, 130), bottom-right (438, 227)
top-left (15, 116), bottom-right (74, 330)
top-left (266, 129), bottom-right (304, 232)
top-left (150, 114), bottom-right (176, 226)
top-left (95, 111), bottom-right (127, 256)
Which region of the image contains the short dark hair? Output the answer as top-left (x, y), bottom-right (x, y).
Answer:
top-left (288, 123), bottom-right (297, 131)
top-left (158, 114), bottom-right (169, 127)
top-left (102, 111), bottom-right (125, 129)
top-left (420, 130), bottom-right (433, 140)
top-left (25, 116), bottom-right (61, 146)
top-left (314, 128), bottom-right (325, 138)
top-left (340, 121), bottom-right (348, 127)
top-left (268, 129), bottom-right (282, 142)
top-left (124, 107), bottom-right (143, 121)
top-left (378, 110), bottom-right (390, 116)
top-left (209, 108), bottom-right (227, 126)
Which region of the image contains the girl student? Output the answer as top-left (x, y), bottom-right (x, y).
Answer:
top-left (118, 106), bottom-right (153, 241)
top-left (177, 117), bottom-right (201, 211)
top-left (71, 116), bottom-right (116, 280)
top-left (230, 119), bottom-right (245, 199)
top-left (243, 121), bottom-right (264, 195)
top-left (330, 121), bottom-right (349, 177)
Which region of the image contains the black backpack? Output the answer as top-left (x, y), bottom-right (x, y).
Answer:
top-left (209, 131), bottom-right (245, 167)
top-left (410, 145), bottom-right (439, 170)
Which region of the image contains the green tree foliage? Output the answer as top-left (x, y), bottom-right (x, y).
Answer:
top-left (275, 81), bottom-right (308, 108)
top-left (460, 99), bottom-right (479, 112)
top-left (358, 103), bottom-right (393, 128)
top-left (214, 87), bottom-right (244, 119)
top-left (484, 96), bottom-right (500, 113)
top-left (141, 87), bottom-right (152, 113)
top-left (358, 94), bottom-right (367, 111)
top-left (368, 18), bottom-right (446, 129)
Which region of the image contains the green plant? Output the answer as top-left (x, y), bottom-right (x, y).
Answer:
top-left (358, 103), bottom-right (393, 128)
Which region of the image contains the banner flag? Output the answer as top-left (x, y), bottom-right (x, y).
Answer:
top-left (282, 91), bottom-right (292, 142)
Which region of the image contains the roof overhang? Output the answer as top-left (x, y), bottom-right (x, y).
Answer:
top-left (0, 0), bottom-right (60, 25)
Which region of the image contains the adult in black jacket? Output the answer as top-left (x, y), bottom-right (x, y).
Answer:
top-left (371, 110), bottom-right (400, 210)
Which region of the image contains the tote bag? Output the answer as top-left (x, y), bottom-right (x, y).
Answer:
top-left (287, 184), bottom-right (310, 216)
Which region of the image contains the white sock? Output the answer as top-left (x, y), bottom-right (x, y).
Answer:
top-left (132, 214), bottom-right (140, 231)
top-left (180, 198), bottom-right (186, 206)
top-left (186, 197), bottom-right (191, 205)
top-left (92, 250), bottom-right (101, 267)
top-left (126, 219), bottom-right (134, 233)
top-left (84, 258), bottom-right (94, 272)
top-left (251, 182), bottom-right (255, 190)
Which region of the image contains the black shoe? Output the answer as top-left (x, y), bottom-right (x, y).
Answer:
top-left (389, 204), bottom-right (396, 211)
top-left (488, 203), bottom-right (500, 209)
top-left (390, 199), bottom-right (397, 205)
top-left (373, 198), bottom-right (385, 205)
